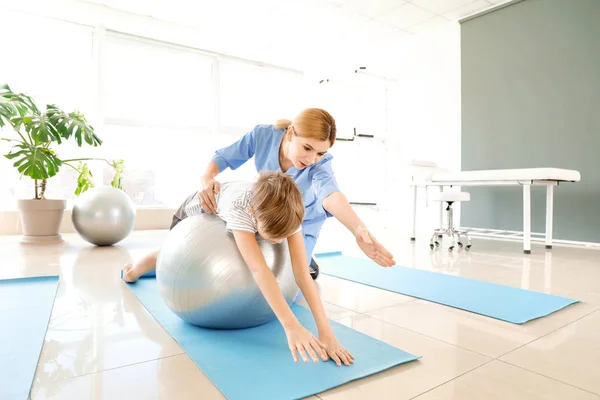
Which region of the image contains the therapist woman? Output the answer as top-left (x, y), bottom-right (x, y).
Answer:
top-left (199, 108), bottom-right (395, 279)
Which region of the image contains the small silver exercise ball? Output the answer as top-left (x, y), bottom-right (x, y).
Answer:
top-left (72, 186), bottom-right (136, 246)
top-left (157, 213), bottom-right (299, 329)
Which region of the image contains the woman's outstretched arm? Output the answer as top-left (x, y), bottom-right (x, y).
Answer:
top-left (323, 191), bottom-right (395, 267)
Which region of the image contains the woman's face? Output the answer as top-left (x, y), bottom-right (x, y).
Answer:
top-left (287, 128), bottom-right (331, 170)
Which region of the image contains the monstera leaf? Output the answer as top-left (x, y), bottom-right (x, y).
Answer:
top-left (0, 100), bottom-right (18, 127)
top-left (4, 142), bottom-right (62, 180)
top-left (47, 106), bottom-right (102, 147)
top-left (0, 84), bottom-right (37, 117)
top-left (10, 113), bottom-right (62, 144)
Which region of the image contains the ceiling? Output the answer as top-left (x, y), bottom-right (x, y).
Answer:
top-left (80, 0), bottom-right (511, 79)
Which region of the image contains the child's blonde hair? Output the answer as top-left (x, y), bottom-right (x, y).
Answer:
top-left (250, 171), bottom-right (304, 239)
top-left (274, 108), bottom-right (337, 147)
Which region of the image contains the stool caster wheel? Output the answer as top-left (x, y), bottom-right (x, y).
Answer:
top-left (449, 246), bottom-right (454, 252)
top-left (430, 244), bottom-right (434, 250)
top-left (434, 241), bottom-right (440, 247)
top-left (458, 242), bottom-right (463, 248)
top-left (465, 245), bottom-right (471, 251)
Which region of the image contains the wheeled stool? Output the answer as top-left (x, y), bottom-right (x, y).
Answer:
top-left (429, 192), bottom-right (472, 252)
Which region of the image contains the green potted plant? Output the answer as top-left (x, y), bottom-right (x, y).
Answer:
top-left (0, 83), bottom-right (103, 243)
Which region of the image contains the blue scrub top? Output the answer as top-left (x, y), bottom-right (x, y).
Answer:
top-left (211, 124), bottom-right (340, 259)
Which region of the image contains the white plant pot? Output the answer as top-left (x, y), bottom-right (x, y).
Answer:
top-left (17, 199), bottom-right (67, 244)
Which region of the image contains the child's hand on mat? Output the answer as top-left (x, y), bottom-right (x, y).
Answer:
top-left (354, 227), bottom-right (395, 267)
top-left (285, 324), bottom-right (328, 363)
top-left (199, 176), bottom-right (221, 214)
top-left (320, 334), bottom-right (354, 367)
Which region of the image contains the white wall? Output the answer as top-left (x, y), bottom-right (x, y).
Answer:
top-left (302, 71), bottom-right (392, 206)
top-left (381, 22), bottom-right (462, 236)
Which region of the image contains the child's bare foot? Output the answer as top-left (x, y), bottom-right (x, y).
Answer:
top-left (121, 263), bottom-right (140, 283)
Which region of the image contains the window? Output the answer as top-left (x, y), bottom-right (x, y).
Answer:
top-left (96, 33), bottom-right (219, 207)
top-left (103, 33), bottom-right (215, 129)
top-left (218, 60), bottom-right (304, 131)
top-left (0, 10), bottom-right (94, 209)
top-left (93, 125), bottom-right (222, 208)
top-left (0, 11), bottom-right (94, 116)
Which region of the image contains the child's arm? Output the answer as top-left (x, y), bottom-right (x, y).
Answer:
top-left (287, 232), bottom-right (355, 367)
top-left (287, 232), bottom-right (333, 337)
top-left (232, 230), bottom-right (328, 364)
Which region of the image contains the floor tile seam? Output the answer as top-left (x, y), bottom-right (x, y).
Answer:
top-left (496, 359), bottom-right (600, 397)
top-left (497, 307), bottom-right (600, 360)
top-left (361, 312), bottom-right (497, 359)
top-left (55, 352), bottom-right (186, 382)
top-left (407, 358), bottom-right (497, 400)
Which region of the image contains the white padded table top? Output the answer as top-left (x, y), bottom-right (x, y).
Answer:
top-left (429, 192), bottom-right (471, 202)
top-left (430, 168), bottom-right (581, 183)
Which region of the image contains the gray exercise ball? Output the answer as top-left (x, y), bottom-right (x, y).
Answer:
top-left (156, 213), bottom-right (299, 329)
top-left (72, 186), bottom-right (136, 246)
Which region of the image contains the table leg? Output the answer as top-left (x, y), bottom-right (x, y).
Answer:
top-left (411, 185), bottom-right (417, 241)
top-left (439, 186), bottom-right (444, 230)
top-left (545, 185), bottom-right (554, 249)
top-left (523, 184), bottom-right (531, 254)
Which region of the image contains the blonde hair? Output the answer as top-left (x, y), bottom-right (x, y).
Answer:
top-left (250, 171), bottom-right (304, 239)
top-left (275, 108), bottom-right (337, 147)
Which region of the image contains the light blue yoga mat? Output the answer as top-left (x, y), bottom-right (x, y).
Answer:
top-left (0, 276), bottom-right (59, 400)
top-left (315, 252), bottom-right (579, 324)
top-left (126, 278), bottom-right (420, 400)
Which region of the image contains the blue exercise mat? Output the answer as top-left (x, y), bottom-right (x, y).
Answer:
top-left (126, 278), bottom-right (420, 400)
top-left (0, 276), bottom-right (59, 400)
top-left (315, 252), bottom-right (579, 324)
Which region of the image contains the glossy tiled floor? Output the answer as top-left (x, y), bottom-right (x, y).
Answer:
top-left (1, 211), bottom-right (600, 400)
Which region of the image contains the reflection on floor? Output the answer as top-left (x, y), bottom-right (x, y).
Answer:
top-left (1, 208), bottom-right (599, 399)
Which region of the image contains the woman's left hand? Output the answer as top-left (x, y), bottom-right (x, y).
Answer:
top-left (355, 228), bottom-right (395, 267)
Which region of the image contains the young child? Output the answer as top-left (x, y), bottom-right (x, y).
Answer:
top-left (122, 171), bottom-right (354, 367)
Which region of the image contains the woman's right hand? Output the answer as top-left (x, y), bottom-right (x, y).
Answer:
top-left (285, 323), bottom-right (329, 364)
top-left (199, 175), bottom-right (220, 214)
